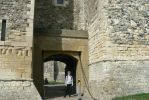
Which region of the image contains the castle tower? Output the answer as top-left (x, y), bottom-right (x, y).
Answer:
top-left (0, 0), bottom-right (41, 99)
top-left (82, 0), bottom-right (149, 100)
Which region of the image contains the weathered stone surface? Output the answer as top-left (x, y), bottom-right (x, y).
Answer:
top-left (0, 0), bottom-right (28, 32)
top-left (0, 46), bottom-right (32, 80)
top-left (89, 61), bottom-right (149, 100)
top-left (44, 61), bottom-right (65, 83)
top-left (76, 0), bottom-right (149, 100)
top-left (1, 0), bottom-right (148, 99)
top-left (0, 0), bottom-right (39, 99)
top-left (107, 0), bottom-right (149, 45)
top-left (34, 0), bottom-right (74, 31)
top-left (0, 81), bottom-right (41, 100)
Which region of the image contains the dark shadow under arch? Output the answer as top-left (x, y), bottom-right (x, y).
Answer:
top-left (44, 53), bottom-right (78, 64)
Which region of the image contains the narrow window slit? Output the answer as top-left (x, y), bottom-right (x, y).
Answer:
top-left (57, 0), bottom-right (64, 4)
top-left (1, 19), bottom-right (6, 41)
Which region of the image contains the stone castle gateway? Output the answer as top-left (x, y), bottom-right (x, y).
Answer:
top-left (0, 0), bottom-right (149, 100)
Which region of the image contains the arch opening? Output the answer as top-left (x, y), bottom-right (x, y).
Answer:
top-left (43, 53), bottom-right (78, 99)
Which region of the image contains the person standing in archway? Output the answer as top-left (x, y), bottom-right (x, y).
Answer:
top-left (64, 71), bottom-right (73, 97)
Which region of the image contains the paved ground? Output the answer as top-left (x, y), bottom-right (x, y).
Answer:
top-left (44, 84), bottom-right (90, 100)
top-left (46, 96), bottom-right (78, 100)
top-left (46, 96), bottom-right (91, 100)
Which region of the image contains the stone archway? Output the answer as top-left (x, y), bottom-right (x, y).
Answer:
top-left (43, 53), bottom-right (78, 98)
top-left (44, 53), bottom-right (78, 83)
top-left (33, 29), bottom-right (88, 98)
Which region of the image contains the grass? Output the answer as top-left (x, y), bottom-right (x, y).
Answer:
top-left (112, 93), bottom-right (149, 100)
top-left (48, 81), bottom-right (64, 85)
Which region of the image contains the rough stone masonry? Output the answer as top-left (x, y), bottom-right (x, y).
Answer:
top-left (0, 0), bottom-right (149, 100)
top-left (81, 0), bottom-right (149, 100)
top-left (0, 0), bottom-right (41, 99)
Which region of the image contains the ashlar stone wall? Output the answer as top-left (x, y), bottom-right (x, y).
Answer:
top-left (0, 81), bottom-right (41, 100)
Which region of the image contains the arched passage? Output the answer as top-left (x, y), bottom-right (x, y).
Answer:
top-left (43, 54), bottom-right (78, 99)
top-left (44, 53), bottom-right (78, 83)
top-left (33, 30), bottom-right (88, 99)
top-left (33, 50), bottom-right (84, 99)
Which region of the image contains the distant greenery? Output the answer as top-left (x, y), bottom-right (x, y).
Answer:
top-left (112, 93), bottom-right (149, 100)
top-left (48, 81), bottom-right (64, 85)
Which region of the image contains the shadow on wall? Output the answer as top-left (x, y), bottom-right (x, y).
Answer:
top-left (34, 0), bottom-right (74, 33)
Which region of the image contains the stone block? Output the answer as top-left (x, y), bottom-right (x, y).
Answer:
top-left (0, 81), bottom-right (42, 100)
top-left (12, 42), bottom-right (28, 47)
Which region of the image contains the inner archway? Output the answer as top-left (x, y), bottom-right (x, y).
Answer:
top-left (43, 53), bottom-right (78, 99)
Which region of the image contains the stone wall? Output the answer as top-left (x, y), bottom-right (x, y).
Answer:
top-left (44, 61), bottom-right (54, 82)
top-left (0, 0), bottom-right (41, 99)
top-left (81, 0), bottom-right (149, 100)
top-left (89, 61), bottom-right (149, 100)
top-left (0, 81), bottom-right (41, 100)
top-left (34, 0), bottom-right (89, 32)
top-left (73, 0), bottom-right (87, 30)
top-left (0, 48), bottom-right (32, 80)
top-left (44, 61), bottom-right (65, 83)
top-left (0, 0), bottom-right (33, 42)
top-left (34, 0), bottom-right (74, 31)
top-left (105, 0), bottom-right (149, 61)
top-left (84, 0), bottom-right (149, 62)
top-left (0, 0), bottom-right (34, 81)
top-left (87, 0), bottom-right (109, 63)
top-left (108, 0), bottom-right (149, 45)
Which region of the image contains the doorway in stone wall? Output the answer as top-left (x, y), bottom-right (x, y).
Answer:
top-left (43, 53), bottom-right (78, 99)
top-left (43, 61), bottom-right (66, 99)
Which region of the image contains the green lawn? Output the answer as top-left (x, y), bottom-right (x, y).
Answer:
top-left (112, 93), bottom-right (149, 100)
top-left (48, 81), bottom-right (64, 85)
